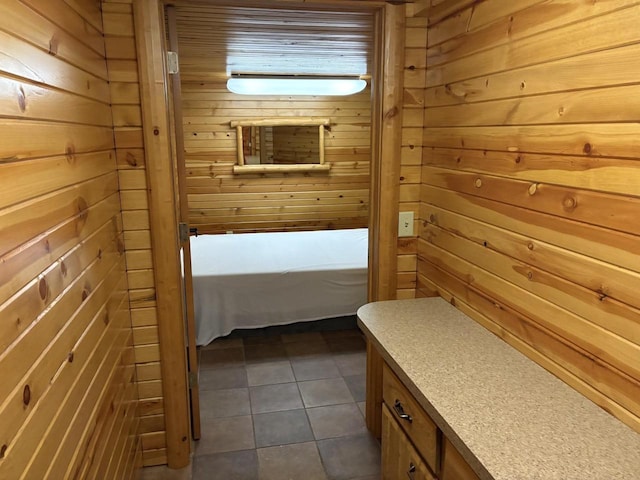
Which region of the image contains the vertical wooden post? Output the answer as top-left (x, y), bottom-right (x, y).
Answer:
top-left (369, 4), bottom-right (405, 303)
top-left (133, 0), bottom-right (191, 468)
top-left (366, 3), bottom-right (406, 438)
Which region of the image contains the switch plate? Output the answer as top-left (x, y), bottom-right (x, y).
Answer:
top-left (398, 211), bottom-right (414, 237)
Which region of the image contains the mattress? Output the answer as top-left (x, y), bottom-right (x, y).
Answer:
top-left (189, 228), bottom-right (369, 345)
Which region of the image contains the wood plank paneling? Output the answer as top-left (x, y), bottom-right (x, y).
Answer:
top-left (0, 1), bottom-right (139, 479)
top-left (173, 3), bottom-right (374, 234)
top-left (418, 0), bottom-right (640, 433)
top-left (102, 0), bottom-right (166, 466)
top-left (182, 83), bottom-right (371, 233)
top-left (395, 10), bottom-right (426, 299)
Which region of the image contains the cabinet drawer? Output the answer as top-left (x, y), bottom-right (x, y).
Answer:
top-left (441, 438), bottom-right (480, 480)
top-left (382, 363), bottom-right (439, 473)
top-left (382, 404), bottom-right (436, 480)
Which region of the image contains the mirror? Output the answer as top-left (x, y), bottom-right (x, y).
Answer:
top-left (231, 118), bottom-right (330, 173)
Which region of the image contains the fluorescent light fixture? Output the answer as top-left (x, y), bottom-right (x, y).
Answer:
top-left (227, 75), bottom-right (367, 96)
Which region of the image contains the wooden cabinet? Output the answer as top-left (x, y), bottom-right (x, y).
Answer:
top-left (441, 438), bottom-right (480, 480)
top-left (381, 363), bottom-right (480, 480)
top-left (382, 405), bottom-right (436, 480)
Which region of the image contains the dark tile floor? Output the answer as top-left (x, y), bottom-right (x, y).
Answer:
top-left (141, 326), bottom-right (380, 480)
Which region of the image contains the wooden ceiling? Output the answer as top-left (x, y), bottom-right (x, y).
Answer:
top-left (172, 2), bottom-right (377, 80)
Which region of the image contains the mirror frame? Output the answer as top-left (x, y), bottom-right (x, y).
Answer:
top-left (230, 117), bottom-right (331, 173)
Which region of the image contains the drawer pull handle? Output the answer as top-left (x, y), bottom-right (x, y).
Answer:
top-left (407, 462), bottom-right (416, 479)
top-left (394, 399), bottom-right (413, 423)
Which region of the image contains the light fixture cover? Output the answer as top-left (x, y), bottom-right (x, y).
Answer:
top-left (227, 76), bottom-right (367, 96)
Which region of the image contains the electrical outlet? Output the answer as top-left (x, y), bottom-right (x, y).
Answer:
top-left (398, 211), bottom-right (414, 237)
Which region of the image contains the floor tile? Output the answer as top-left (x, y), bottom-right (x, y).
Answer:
top-left (243, 334), bottom-right (283, 346)
top-left (357, 401), bottom-right (366, 417)
top-left (327, 335), bottom-right (366, 353)
top-left (201, 337), bottom-right (244, 351)
top-left (317, 435), bottom-right (381, 480)
top-left (333, 351), bottom-right (366, 376)
top-left (192, 449), bottom-right (258, 480)
top-left (244, 343), bottom-right (288, 363)
top-left (140, 464), bottom-right (192, 480)
top-left (284, 340), bottom-right (330, 358)
top-left (257, 442), bottom-right (328, 480)
top-left (298, 378), bottom-right (354, 408)
top-left (344, 374), bottom-right (366, 402)
top-left (253, 409), bottom-right (314, 448)
top-left (199, 388), bottom-right (250, 419)
top-left (246, 360), bottom-right (295, 386)
top-left (200, 347), bottom-right (244, 369)
top-left (307, 403), bottom-right (368, 440)
top-left (198, 366), bottom-right (247, 391)
top-left (281, 331), bottom-right (325, 343)
top-left (291, 355), bottom-right (341, 381)
top-left (195, 415), bottom-right (255, 456)
top-left (249, 382), bottom-right (303, 414)
top-left (321, 328), bottom-right (363, 341)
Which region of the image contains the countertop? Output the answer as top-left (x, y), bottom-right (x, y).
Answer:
top-left (357, 297), bottom-right (640, 480)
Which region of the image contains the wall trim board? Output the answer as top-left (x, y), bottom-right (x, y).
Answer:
top-left (132, 0), bottom-right (190, 468)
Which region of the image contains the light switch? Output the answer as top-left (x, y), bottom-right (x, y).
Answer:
top-left (398, 211), bottom-right (414, 237)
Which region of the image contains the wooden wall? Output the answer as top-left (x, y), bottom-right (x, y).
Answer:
top-left (182, 83), bottom-right (372, 233)
top-left (101, 0), bottom-right (169, 467)
top-left (396, 9), bottom-right (427, 300)
top-left (0, 0), bottom-right (140, 478)
top-left (416, 0), bottom-right (640, 433)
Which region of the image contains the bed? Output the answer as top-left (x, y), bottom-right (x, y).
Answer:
top-left (189, 228), bottom-right (369, 346)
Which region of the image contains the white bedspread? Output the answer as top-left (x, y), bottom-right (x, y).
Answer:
top-left (189, 228), bottom-right (369, 345)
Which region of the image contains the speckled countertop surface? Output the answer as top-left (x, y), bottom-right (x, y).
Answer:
top-left (357, 297), bottom-right (640, 480)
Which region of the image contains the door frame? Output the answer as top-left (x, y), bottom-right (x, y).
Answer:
top-left (134, 0), bottom-right (405, 468)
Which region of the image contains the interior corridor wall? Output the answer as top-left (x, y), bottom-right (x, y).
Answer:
top-left (0, 0), bottom-right (140, 477)
top-left (417, 0), bottom-right (640, 433)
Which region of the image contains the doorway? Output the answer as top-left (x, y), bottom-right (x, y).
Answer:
top-left (135, 0), bottom-right (405, 468)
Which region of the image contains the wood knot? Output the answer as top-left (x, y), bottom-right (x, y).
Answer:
top-left (474, 178), bottom-right (482, 188)
top-left (48, 35), bottom-right (59, 56)
top-left (429, 214), bottom-right (436, 224)
top-left (384, 106), bottom-right (399, 121)
top-left (520, 81), bottom-right (526, 90)
top-left (23, 385), bottom-right (31, 406)
top-left (97, 248), bottom-right (102, 260)
top-left (527, 271), bottom-right (534, 280)
top-left (81, 287), bottom-right (91, 301)
top-left (528, 184), bottom-right (538, 195)
top-left (65, 144), bottom-right (76, 163)
top-left (39, 278), bottom-right (48, 301)
top-left (0, 444), bottom-right (6, 459)
top-left (482, 241), bottom-right (488, 247)
top-left (408, 65), bottom-right (415, 71)
top-left (104, 312), bottom-right (110, 325)
top-left (68, 352), bottom-right (74, 363)
top-left (60, 261), bottom-right (67, 277)
top-left (515, 155), bottom-right (522, 164)
top-left (563, 196), bottom-right (577, 211)
top-left (125, 151), bottom-right (138, 167)
top-left (153, 127), bottom-right (160, 136)
top-left (527, 242), bottom-right (534, 250)
top-left (77, 197), bottom-right (89, 225)
top-left (17, 86), bottom-right (27, 112)
top-left (583, 143), bottom-right (592, 154)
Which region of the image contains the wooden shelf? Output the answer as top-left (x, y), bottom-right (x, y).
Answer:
top-left (233, 164), bottom-right (331, 174)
